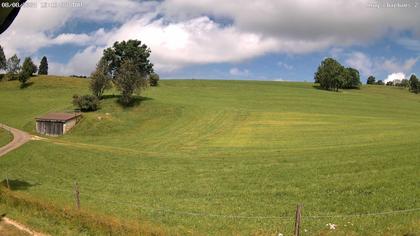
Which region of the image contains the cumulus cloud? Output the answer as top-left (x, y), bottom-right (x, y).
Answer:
top-left (2, 0), bottom-right (420, 75)
top-left (344, 51), bottom-right (418, 78)
top-left (381, 57), bottom-right (418, 73)
top-left (384, 72), bottom-right (406, 83)
top-left (345, 51), bottom-right (374, 76)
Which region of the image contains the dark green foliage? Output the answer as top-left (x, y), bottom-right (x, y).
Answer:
top-left (409, 74), bottom-right (419, 93)
top-left (342, 67), bottom-right (361, 89)
top-left (399, 79), bottom-right (409, 88)
top-left (5, 54), bottom-right (20, 80)
top-left (102, 40), bottom-right (154, 79)
top-left (90, 58), bottom-right (111, 99)
top-left (18, 57), bottom-right (37, 87)
top-left (38, 56), bottom-right (48, 75)
top-left (72, 94), bottom-right (100, 112)
top-left (314, 58), bottom-right (344, 91)
top-left (115, 60), bottom-right (148, 105)
top-left (367, 75), bottom-right (376, 85)
top-left (149, 73), bottom-right (160, 86)
top-left (0, 45), bottom-right (6, 71)
top-left (386, 81), bottom-right (394, 86)
top-left (376, 80), bottom-right (384, 85)
top-left (21, 57), bottom-right (37, 76)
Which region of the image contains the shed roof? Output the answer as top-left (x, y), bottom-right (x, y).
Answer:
top-left (36, 113), bottom-right (82, 122)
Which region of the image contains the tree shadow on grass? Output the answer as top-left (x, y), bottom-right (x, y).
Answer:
top-left (0, 179), bottom-right (39, 191)
top-left (102, 94), bottom-right (153, 109)
top-left (19, 82), bottom-right (34, 89)
top-left (312, 85), bottom-right (342, 92)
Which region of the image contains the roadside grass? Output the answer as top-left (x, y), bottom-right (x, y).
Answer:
top-left (0, 129), bottom-right (12, 148)
top-left (0, 76), bottom-right (419, 235)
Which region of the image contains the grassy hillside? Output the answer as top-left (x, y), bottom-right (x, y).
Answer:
top-left (0, 76), bottom-right (419, 235)
top-left (0, 129), bottom-right (12, 148)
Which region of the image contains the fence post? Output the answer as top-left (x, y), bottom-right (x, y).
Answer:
top-left (6, 175), bottom-right (10, 189)
top-left (74, 182), bottom-right (80, 209)
top-left (294, 204), bottom-right (302, 236)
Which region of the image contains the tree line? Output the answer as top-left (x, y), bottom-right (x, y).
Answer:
top-left (314, 57), bottom-right (419, 95)
top-left (366, 73), bottom-right (419, 94)
top-left (0, 45), bottom-right (48, 87)
top-left (73, 40), bottom-right (160, 111)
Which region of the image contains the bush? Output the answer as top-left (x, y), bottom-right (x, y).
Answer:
top-left (149, 73), bottom-right (160, 86)
top-left (72, 94), bottom-right (100, 112)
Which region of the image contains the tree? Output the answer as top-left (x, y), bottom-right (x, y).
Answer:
top-left (342, 67), bottom-right (361, 89)
top-left (102, 40), bottom-right (154, 79)
top-left (386, 81), bottom-right (394, 86)
top-left (367, 75), bottom-right (376, 85)
top-left (0, 45), bottom-right (6, 71)
top-left (409, 74), bottom-right (419, 93)
top-left (90, 58), bottom-right (111, 99)
top-left (115, 60), bottom-right (148, 105)
top-left (100, 40), bottom-right (154, 105)
top-left (399, 79), bottom-right (409, 88)
top-left (6, 54), bottom-right (20, 80)
top-left (18, 57), bottom-right (37, 86)
top-left (38, 56), bottom-right (48, 75)
top-left (376, 80), bottom-right (384, 85)
top-left (314, 58), bottom-right (344, 91)
top-left (21, 57), bottom-right (37, 76)
top-left (149, 73), bottom-right (160, 86)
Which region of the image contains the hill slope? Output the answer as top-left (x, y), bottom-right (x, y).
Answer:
top-left (0, 76), bottom-right (419, 235)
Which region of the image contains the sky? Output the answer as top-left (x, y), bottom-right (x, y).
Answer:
top-left (1, 0), bottom-right (420, 82)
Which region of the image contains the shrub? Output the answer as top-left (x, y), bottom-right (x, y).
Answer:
top-left (72, 94), bottom-right (100, 112)
top-left (149, 73), bottom-right (160, 86)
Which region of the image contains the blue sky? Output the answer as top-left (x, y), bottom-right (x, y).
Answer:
top-left (1, 0), bottom-right (420, 83)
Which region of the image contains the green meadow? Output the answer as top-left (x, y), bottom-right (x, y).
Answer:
top-left (0, 129), bottom-right (12, 148)
top-left (0, 76), bottom-right (419, 235)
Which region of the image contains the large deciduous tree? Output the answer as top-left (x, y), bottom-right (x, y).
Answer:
top-left (100, 40), bottom-right (154, 105)
top-left (115, 60), bottom-right (149, 105)
top-left (38, 56), bottom-right (48, 75)
top-left (342, 67), bottom-right (361, 89)
top-left (314, 58), bottom-right (344, 91)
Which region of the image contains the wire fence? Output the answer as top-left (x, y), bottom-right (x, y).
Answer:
top-left (2, 168), bottom-right (420, 221)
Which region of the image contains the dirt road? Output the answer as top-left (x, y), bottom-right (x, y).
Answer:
top-left (0, 124), bottom-right (32, 157)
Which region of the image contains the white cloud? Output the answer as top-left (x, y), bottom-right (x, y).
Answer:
top-left (277, 61), bottom-right (293, 70)
top-left (49, 46), bottom-right (104, 76)
top-left (384, 72), bottom-right (406, 83)
top-left (1, 0), bottom-right (420, 75)
top-left (345, 51), bottom-right (374, 76)
top-left (381, 57), bottom-right (418, 73)
top-left (229, 67), bottom-right (250, 77)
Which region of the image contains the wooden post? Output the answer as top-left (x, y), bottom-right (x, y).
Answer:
top-left (5, 175), bottom-right (10, 189)
top-left (74, 182), bottom-right (80, 209)
top-left (294, 204), bottom-right (302, 236)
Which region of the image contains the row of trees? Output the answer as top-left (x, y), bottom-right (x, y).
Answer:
top-left (74, 40), bottom-right (160, 111)
top-left (367, 74), bottom-right (420, 93)
top-left (314, 58), bottom-right (361, 91)
top-left (0, 45), bottom-right (49, 87)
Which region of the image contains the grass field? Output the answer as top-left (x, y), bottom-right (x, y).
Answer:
top-left (0, 129), bottom-right (12, 148)
top-left (0, 76), bottom-right (419, 235)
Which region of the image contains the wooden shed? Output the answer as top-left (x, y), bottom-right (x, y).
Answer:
top-left (36, 113), bottom-right (82, 136)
